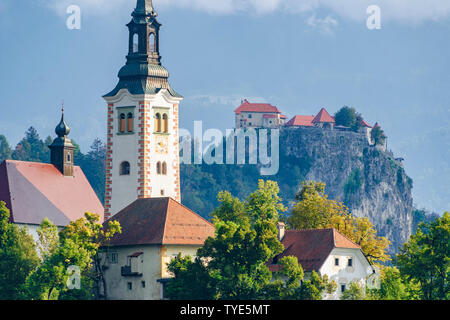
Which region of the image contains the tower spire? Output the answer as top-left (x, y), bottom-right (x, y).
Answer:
top-left (49, 106), bottom-right (75, 176)
top-left (134, 0), bottom-right (157, 17)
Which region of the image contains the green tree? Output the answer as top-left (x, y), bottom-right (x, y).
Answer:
top-left (0, 202), bottom-right (40, 300)
top-left (296, 272), bottom-right (336, 300)
top-left (23, 212), bottom-right (121, 300)
top-left (341, 282), bottom-right (365, 300)
top-left (36, 218), bottom-right (59, 261)
top-left (12, 127), bottom-right (49, 163)
top-left (288, 181), bottom-right (390, 263)
top-left (334, 106), bottom-right (357, 128)
top-left (77, 139), bottom-right (107, 204)
top-left (0, 135), bottom-right (12, 163)
top-left (167, 180), bottom-right (336, 300)
top-left (396, 212), bottom-right (449, 300)
top-left (371, 126), bottom-right (386, 146)
top-left (367, 266), bottom-right (417, 300)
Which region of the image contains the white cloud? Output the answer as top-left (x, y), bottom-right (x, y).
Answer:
top-left (307, 14), bottom-right (338, 35)
top-left (41, 0), bottom-right (450, 24)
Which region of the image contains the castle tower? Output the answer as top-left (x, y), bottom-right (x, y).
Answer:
top-left (103, 0), bottom-right (183, 219)
top-left (49, 107), bottom-right (75, 177)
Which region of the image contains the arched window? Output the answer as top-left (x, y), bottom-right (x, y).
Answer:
top-left (149, 33), bottom-right (156, 53)
top-left (67, 154), bottom-right (71, 162)
top-left (120, 161), bottom-right (130, 176)
top-left (120, 113), bottom-right (126, 133)
top-left (133, 34), bottom-right (139, 53)
top-left (162, 162), bottom-right (167, 175)
top-left (156, 161), bottom-right (161, 175)
top-left (162, 114), bottom-right (168, 133)
top-left (127, 113), bottom-right (133, 132)
top-left (155, 113), bottom-right (161, 133)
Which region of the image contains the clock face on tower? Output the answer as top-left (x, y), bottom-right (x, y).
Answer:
top-left (155, 135), bottom-right (169, 154)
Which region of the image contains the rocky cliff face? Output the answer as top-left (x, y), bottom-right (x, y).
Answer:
top-left (281, 127), bottom-right (414, 253)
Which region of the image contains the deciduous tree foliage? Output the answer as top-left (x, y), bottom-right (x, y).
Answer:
top-left (371, 126), bottom-right (386, 146)
top-left (22, 213), bottom-right (121, 300)
top-left (396, 212), bottom-right (449, 300)
top-left (288, 181), bottom-right (390, 264)
top-left (0, 202), bottom-right (39, 300)
top-left (166, 180), bottom-right (335, 300)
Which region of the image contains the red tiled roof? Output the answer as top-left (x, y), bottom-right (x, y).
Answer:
top-left (0, 160), bottom-right (104, 226)
top-left (269, 228), bottom-right (360, 272)
top-left (285, 115), bottom-right (315, 127)
top-left (361, 119), bottom-right (372, 128)
top-left (312, 108), bottom-right (335, 124)
top-left (235, 100), bottom-right (281, 114)
top-left (106, 197), bottom-right (215, 246)
top-left (280, 115), bottom-right (287, 119)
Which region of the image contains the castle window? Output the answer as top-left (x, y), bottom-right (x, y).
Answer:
top-left (162, 162), bottom-right (167, 175)
top-left (67, 154), bottom-right (71, 162)
top-left (162, 114), bottom-right (168, 133)
top-left (161, 189), bottom-right (165, 196)
top-left (120, 113), bottom-right (126, 133)
top-left (335, 258), bottom-right (339, 266)
top-left (341, 284), bottom-right (346, 293)
top-left (155, 113), bottom-right (161, 133)
top-left (120, 161), bottom-right (130, 176)
top-left (127, 113), bottom-right (134, 132)
top-left (133, 34), bottom-right (139, 53)
top-left (157, 161), bottom-right (162, 175)
top-left (149, 33), bottom-right (156, 53)
top-left (127, 282), bottom-right (133, 290)
top-left (348, 258), bottom-right (353, 267)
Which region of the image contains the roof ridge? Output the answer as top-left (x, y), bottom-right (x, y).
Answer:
top-left (160, 197), bottom-right (171, 243)
top-left (167, 197), bottom-right (214, 227)
top-left (332, 228), bottom-right (361, 249)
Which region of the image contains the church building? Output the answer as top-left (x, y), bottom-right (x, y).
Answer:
top-left (0, 110), bottom-right (104, 240)
top-left (101, 0), bottom-right (214, 300)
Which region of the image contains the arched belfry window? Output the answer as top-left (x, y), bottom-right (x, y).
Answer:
top-left (157, 161), bottom-right (162, 175)
top-left (155, 113), bottom-right (161, 133)
top-left (120, 113), bottom-right (126, 133)
top-left (120, 161), bottom-right (131, 176)
top-left (149, 33), bottom-right (156, 53)
top-left (162, 114), bottom-right (168, 133)
top-left (133, 34), bottom-right (139, 53)
top-left (162, 162), bottom-right (167, 175)
top-left (127, 113), bottom-right (134, 132)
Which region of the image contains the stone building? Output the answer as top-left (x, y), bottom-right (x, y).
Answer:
top-left (101, 0), bottom-right (215, 300)
top-left (234, 99), bottom-right (287, 129)
top-left (270, 226), bottom-right (376, 300)
top-left (0, 111), bottom-right (104, 241)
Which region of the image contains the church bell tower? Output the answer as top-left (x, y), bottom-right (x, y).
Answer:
top-left (103, 0), bottom-right (183, 219)
top-left (49, 107), bottom-right (75, 177)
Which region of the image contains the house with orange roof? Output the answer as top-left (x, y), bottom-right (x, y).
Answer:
top-left (235, 99), bottom-right (287, 129)
top-left (270, 225), bottom-right (377, 300)
top-left (0, 111), bottom-right (104, 242)
top-left (101, 197), bottom-right (215, 300)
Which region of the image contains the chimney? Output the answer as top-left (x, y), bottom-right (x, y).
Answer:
top-left (277, 222), bottom-right (285, 241)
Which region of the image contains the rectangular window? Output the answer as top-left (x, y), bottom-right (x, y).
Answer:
top-left (341, 284), bottom-right (346, 293)
top-left (127, 282), bottom-right (132, 290)
top-left (348, 258), bottom-right (353, 267)
top-left (335, 258), bottom-right (339, 266)
top-left (141, 281), bottom-right (146, 288)
top-left (109, 252), bottom-right (118, 264)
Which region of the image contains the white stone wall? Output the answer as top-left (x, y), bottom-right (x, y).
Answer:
top-left (104, 89), bottom-right (183, 218)
top-left (319, 248), bottom-right (373, 300)
top-left (102, 244), bottom-right (200, 300)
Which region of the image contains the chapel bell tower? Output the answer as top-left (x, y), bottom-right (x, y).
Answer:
top-left (103, 0), bottom-right (183, 219)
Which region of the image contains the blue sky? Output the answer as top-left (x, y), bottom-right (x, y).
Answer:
top-left (0, 0), bottom-right (449, 214)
